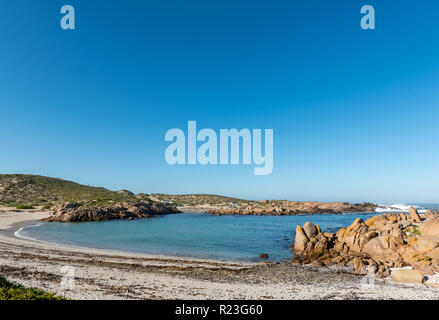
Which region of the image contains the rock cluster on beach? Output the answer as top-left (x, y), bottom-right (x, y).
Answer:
top-left (292, 208), bottom-right (439, 281)
top-left (206, 201), bottom-right (376, 216)
top-left (42, 201), bottom-right (180, 222)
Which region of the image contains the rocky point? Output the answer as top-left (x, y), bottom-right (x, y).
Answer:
top-left (206, 201), bottom-right (376, 216)
top-left (292, 208), bottom-right (439, 282)
top-left (42, 201), bottom-right (180, 222)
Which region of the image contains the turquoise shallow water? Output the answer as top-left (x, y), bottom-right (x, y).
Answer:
top-left (17, 212), bottom-right (381, 262)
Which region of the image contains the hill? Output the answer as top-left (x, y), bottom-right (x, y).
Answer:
top-left (0, 174), bottom-right (147, 208)
top-left (0, 174), bottom-right (249, 209)
top-left (0, 174), bottom-right (377, 215)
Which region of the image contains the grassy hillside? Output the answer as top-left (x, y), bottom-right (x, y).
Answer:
top-left (0, 174), bottom-right (147, 208)
top-left (151, 193), bottom-right (252, 206)
top-left (0, 174), bottom-right (252, 209)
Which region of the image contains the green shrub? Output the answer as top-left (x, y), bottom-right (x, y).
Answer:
top-left (15, 204), bottom-right (34, 210)
top-left (413, 225), bottom-right (421, 236)
top-left (0, 276), bottom-right (65, 300)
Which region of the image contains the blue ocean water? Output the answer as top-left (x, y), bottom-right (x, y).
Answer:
top-left (17, 212), bottom-right (381, 262)
top-left (17, 204), bottom-right (438, 262)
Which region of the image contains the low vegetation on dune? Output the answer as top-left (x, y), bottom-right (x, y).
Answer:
top-left (0, 174), bottom-right (253, 210)
top-left (150, 193), bottom-right (252, 207)
top-left (0, 275), bottom-right (64, 300)
top-left (0, 174), bottom-right (376, 216)
top-left (0, 174), bottom-right (149, 208)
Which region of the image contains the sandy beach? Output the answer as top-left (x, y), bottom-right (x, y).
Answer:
top-left (1, 209), bottom-right (439, 300)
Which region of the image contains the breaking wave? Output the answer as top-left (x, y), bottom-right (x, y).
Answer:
top-left (375, 203), bottom-right (427, 213)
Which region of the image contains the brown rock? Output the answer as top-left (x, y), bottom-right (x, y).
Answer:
top-left (420, 217), bottom-right (439, 238)
top-left (393, 259), bottom-right (405, 268)
top-left (392, 269), bottom-right (425, 284)
top-left (409, 207), bottom-right (421, 223)
top-left (302, 222), bottom-right (318, 239)
top-left (390, 228), bottom-right (403, 238)
top-left (414, 264), bottom-right (436, 276)
top-left (362, 235), bottom-right (402, 262)
top-left (376, 266), bottom-right (390, 278)
top-left (291, 257), bottom-right (301, 264)
top-left (353, 257), bottom-right (363, 274)
top-left (293, 225), bottom-right (309, 254)
top-left (366, 265), bottom-right (378, 275)
top-left (336, 218), bottom-right (377, 253)
top-left (259, 253), bottom-right (269, 259)
top-left (382, 268), bottom-right (391, 277)
top-left (315, 224), bottom-right (322, 234)
top-left (414, 236), bottom-right (439, 253)
top-left (313, 237), bottom-right (328, 257)
top-left (312, 260), bottom-right (323, 268)
top-left (411, 253), bottom-right (432, 264)
top-left (328, 249), bottom-right (338, 258)
top-left (397, 245), bottom-right (420, 265)
top-left (423, 210), bottom-right (439, 220)
top-left (427, 247), bottom-right (439, 263)
top-left (42, 201), bottom-right (180, 222)
top-left (367, 258), bottom-right (378, 267)
top-left (331, 256), bottom-right (343, 264)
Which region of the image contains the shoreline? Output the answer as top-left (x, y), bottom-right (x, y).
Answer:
top-left (0, 210), bottom-right (251, 266)
top-left (1, 210), bottom-right (439, 299)
top-left (11, 210), bottom-right (378, 264)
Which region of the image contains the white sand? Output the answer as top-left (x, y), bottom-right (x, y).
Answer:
top-left (1, 210), bottom-right (439, 300)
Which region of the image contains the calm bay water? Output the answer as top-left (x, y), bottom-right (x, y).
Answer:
top-left (17, 212), bottom-right (382, 262)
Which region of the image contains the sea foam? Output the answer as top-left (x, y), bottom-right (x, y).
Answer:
top-left (375, 203), bottom-right (427, 213)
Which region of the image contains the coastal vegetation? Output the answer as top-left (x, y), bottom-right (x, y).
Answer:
top-left (151, 193), bottom-right (251, 207)
top-left (0, 174), bottom-right (146, 208)
top-left (0, 174), bottom-right (376, 219)
top-left (0, 275), bottom-right (64, 300)
top-left (15, 204), bottom-right (34, 210)
top-left (0, 174), bottom-right (248, 209)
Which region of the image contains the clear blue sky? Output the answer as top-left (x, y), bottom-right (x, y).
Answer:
top-left (1, 0), bottom-right (438, 203)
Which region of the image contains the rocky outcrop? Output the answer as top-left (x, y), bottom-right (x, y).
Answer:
top-left (409, 207), bottom-right (421, 223)
top-left (336, 218), bottom-right (377, 253)
top-left (292, 211), bottom-right (439, 279)
top-left (424, 210), bottom-right (439, 220)
top-left (43, 201), bottom-right (180, 222)
top-left (294, 225), bottom-right (310, 253)
top-left (302, 222), bottom-right (317, 238)
top-left (420, 217), bottom-right (439, 238)
top-left (206, 201), bottom-right (376, 216)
